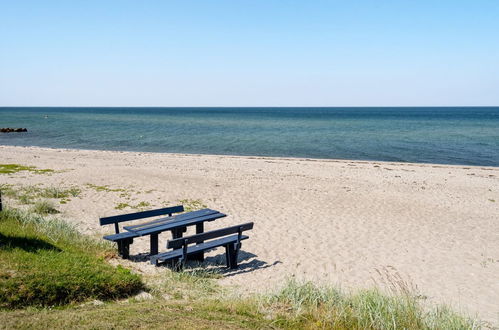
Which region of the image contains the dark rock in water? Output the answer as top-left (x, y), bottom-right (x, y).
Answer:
top-left (0, 128), bottom-right (28, 133)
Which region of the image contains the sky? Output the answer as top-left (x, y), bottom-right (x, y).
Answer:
top-left (1, 0), bottom-right (498, 106)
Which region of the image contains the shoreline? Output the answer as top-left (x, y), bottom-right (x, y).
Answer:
top-left (2, 144), bottom-right (499, 170)
top-left (1, 144), bottom-right (498, 322)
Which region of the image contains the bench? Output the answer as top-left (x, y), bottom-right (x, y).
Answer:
top-left (150, 222), bottom-right (254, 269)
top-left (99, 205), bottom-right (184, 258)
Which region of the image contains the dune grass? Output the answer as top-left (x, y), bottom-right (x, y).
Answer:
top-left (0, 207), bottom-right (144, 308)
top-left (257, 279), bottom-right (480, 329)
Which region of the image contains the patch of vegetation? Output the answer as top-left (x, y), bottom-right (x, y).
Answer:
top-left (0, 164), bottom-right (54, 175)
top-left (119, 192), bottom-right (132, 199)
top-left (0, 278), bottom-right (479, 329)
top-left (85, 183), bottom-right (134, 200)
top-left (114, 202), bottom-right (132, 210)
top-left (30, 200), bottom-right (60, 215)
top-left (147, 267), bottom-right (222, 301)
top-left (0, 184), bottom-right (81, 206)
top-left (0, 207), bottom-right (144, 308)
top-left (179, 199), bottom-right (207, 212)
top-left (0, 299), bottom-right (270, 329)
top-left (85, 183), bottom-right (125, 193)
top-left (136, 201), bottom-right (150, 208)
top-left (114, 201), bottom-right (151, 210)
top-left (39, 186), bottom-right (81, 199)
top-left (0, 184), bottom-right (16, 197)
top-left (258, 279), bottom-right (479, 329)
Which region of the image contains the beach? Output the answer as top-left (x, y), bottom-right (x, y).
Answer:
top-left (1, 145), bottom-right (498, 322)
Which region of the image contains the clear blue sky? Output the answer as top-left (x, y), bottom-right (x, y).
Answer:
top-left (1, 0), bottom-right (498, 106)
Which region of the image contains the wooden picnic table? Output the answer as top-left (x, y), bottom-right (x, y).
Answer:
top-left (123, 208), bottom-right (226, 257)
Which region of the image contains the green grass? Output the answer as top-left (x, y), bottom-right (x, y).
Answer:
top-left (85, 183), bottom-right (125, 193)
top-left (0, 164), bottom-right (54, 175)
top-left (0, 184), bottom-right (81, 206)
top-left (114, 202), bottom-right (132, 210)
top-left (114, 201), bottom-right (151, 210)
top-left (258, 279), bottom-right (480, 329)
top-left (179, 199), bottom-right (207, 212)
top-left (0, 208), bottom-right (144, 308)
top-left (0, 299), bottom-right (270, 329)
top-left (85, 183), bottom-right (134, 200)
top-left (146, 267), bottom-right (222, 301)
top-left (30, 200), bottom-right (60, 215)
top-left (0, 280), bottom-right (480, 329)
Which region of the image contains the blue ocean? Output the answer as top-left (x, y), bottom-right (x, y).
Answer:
top-left (1, 107), bottom-right (498, 166)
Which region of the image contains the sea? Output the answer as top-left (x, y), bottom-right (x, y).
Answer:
top-left (1, 107), bottom-right (498, 166)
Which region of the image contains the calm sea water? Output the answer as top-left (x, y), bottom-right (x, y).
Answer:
top-left (1, 107), bottom-right (498, 166)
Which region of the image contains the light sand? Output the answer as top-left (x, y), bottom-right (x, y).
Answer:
top-left (1, 145), bottom-right (498, 322)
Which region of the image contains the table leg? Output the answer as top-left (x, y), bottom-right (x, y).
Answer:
top-left (150, 233), bottom-right (158, 255)
top-left (174, 227), bottom-right (186, 239)
top-left (171, 228), bottom-right (184, 251)
top-left (192, 222), bottom-right (204, 261)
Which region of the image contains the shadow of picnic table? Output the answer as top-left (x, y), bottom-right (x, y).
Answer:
top-left (0, 232), bottom-right (61, 252)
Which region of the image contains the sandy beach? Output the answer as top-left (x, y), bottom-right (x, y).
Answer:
top-left (1, 145), bottom-right (498, 322)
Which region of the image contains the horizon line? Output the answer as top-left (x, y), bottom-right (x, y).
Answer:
top-left (1, 105), bottom-right (499, 108)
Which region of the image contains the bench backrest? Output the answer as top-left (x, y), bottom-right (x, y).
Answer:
top-left (100, 205), bottom-right (184, 233)
top-left (167, 222), bottom-right (254, 249)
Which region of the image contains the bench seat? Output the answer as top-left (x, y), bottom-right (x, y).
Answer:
top-left (103, 231), bottom-right (138, 242)
top-left (151, 234), bottom-right (249, 266)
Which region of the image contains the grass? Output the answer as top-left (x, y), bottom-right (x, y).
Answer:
top-left (0, 184), bottom-right (17, 198)
top-left (115, 201), bottom-right (151, 210)
top-left (0, 279), bottom-right (480, 329)
top-left (258, 279), bottom-right (480, 329)
top-left (85, 183), bottom-right (133, 200)
top-left (85, 183), bottom-right (125, 193)
top-left (0, 299), bottom-right (270, 329)
top-left (146, 267), bottom-right (222, 301)
top-left (179, 199), bottom-right (207, 212)
top-left (30, 200), bottom-right (60, 215)
top-left (0, 184), bottom-right (81, 206)
top-left (0, 164), bottom-right (54, 175)
top-left (0, 207), bottom-right (144, 308)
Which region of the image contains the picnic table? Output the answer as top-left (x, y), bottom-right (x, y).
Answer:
top-left (100, 205), bottom-right (254, 270)
top-left (100, 206), bottom-right (226, 259)
top-left (123, 208), bottom-right (226, 257)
